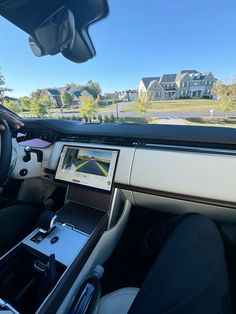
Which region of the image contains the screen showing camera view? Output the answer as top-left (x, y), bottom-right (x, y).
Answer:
top-left (55, 146), bottom-right (119, 191)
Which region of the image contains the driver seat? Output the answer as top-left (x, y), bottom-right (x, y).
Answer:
top-left (0, 204), bottom-right (43, 257)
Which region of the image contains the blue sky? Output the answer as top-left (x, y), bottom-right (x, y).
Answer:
top-left (79, 149), bottom-right (112, 160)
top-left (0, 0), bottom-right (236, 97)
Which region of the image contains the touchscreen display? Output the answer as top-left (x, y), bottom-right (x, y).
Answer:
top-left (55, 146), bottom-right (119, 191)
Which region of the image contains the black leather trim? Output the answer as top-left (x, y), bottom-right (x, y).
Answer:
top-left (0, 120), bottom-right (12, 185)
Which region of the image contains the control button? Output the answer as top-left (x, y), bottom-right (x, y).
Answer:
top-left (19, 168), bottom-right (28, 176)
top-left (50, 236), bottom-right (59, 244)
top-left (31, 232), bottom-right (47, 244)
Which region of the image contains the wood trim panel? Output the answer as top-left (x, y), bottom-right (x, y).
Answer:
top-left (67, 185), bottom-right (114, 211)
top-left (114, 183), bottom-right (236, 210)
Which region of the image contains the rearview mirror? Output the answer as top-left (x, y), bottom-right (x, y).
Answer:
top-left (28, 0), bottom-right (109, 63)
top-left (29, 6), bottom-right (75, 57)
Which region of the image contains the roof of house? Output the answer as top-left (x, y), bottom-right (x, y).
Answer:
top-left (180, 70), bottom-right (200, 75)
top-left (46, 88), bottom-right (61, 96)
top-left (141, 77), bottom-right (160, 88)
top-left (73, 90), bottom-right (82, 98)
top-left (148, 80), bottom-right (163, 91)
top-left (65, 86), bottom-right (82, 99)
top-left (3, 96), bottom-right (18, 101)
top-left (175, 72), bottom-right (188, 81)
top-left (201, 72), bottom-right (212, 79)
top-left (159, 74), bottom-right (176, 83)
top-left (81, 89), bottom-right (91, 96)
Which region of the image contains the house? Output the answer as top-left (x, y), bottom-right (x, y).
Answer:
top-left (118, 90), bottom-right (138, 102)
top-left (139, 70), bottom-right (216, 100)
top-left (127, 90), bottom-right (138, 101)
top-left (45, 89), bottom-right (62, 108)
top-left (65, 86), bottom-right (82, 106)
top-left (65, 86), bottom-right (92, 106)
top-left (80, 89), bottom-right (92, 98)
top-left (103, 92), bottom-right (120, 100)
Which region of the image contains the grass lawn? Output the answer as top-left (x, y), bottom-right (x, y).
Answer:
top-left (97, 103), bottom-right (116, 112)
top-left (184, 117), bottom-right (236, 128)
top-left (121, 99), bottom-right (221, 113)
top-left (115, 117), bottom-right (159, 124)
top-left (116, 117), bottom-right (147, 124)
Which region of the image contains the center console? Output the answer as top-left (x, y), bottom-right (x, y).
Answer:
top-left (0, 145), bottom-right (122, 314)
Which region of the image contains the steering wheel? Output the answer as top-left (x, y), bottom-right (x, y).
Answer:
top-left (0, 120), bottom-right (12, 185)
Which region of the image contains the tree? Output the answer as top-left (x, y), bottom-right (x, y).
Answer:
top-left (212, 80), bottom-right (236, 119)
top-left (39, 95), bottom-right (54, 115)
top-left (19, 97), bottom-right (31, 112)
top-left (3, 100), bottom-right (21, 114)
top-left (135, 91), bottom-right (153, 116)
top-left (31, 89), bottom-right (45, 99)
top-left (86, 80), bottom-right (102, 98)
top-left (0, 70), bottom-right (12, 102)
top-left (80, 96), bottom-right (99, 121)
top-left (61, 91), bottom-right (73, 108)
top-left (109, 112), bottom-right (115, 123)
top-left (20, 95), bottom-right (53, 118)
top-left (98, 113), bottom-right (103, 123)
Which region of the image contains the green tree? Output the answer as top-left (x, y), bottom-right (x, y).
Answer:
top-left (3, 100), bottom-right (21, 114)
top-left (19, 97), bottom-right (31, 112)
top-left (135, 91), bottom-right (153, 116)
top-left (104, 115), bottom-right (109, 123)
top-left (86, 80), bottom-right (102, 98)
top-left (80, 96), bottom-right (99, 121)
top-left (98, 113), bottom-right (103, 123)
top-left (0, 70), bottom-right (12, 102)
top-left (109, 112), bottom-right (115, 123)
top-left (61, 91), bottom-right (73, 108)
top-left (20, 95), bottom-right (53, 118)
top-left (39, 95), bottom-right (54, 115)
top-left (28, 98), bottom-right (46, 117)
top-left (212, 80), bottom-right (236, 119)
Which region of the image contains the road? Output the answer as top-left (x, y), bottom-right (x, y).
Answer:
top-left (75, 160), bottom-right (109, 177)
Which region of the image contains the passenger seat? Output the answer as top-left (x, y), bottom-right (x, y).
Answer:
top-left (97, 287), bottom-right (139, 314)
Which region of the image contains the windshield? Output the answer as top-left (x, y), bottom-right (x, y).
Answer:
top-left (0, 0), bottom-right (236, 128)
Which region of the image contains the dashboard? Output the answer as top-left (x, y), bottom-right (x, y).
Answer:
top-left (9, 118), bottom-right (236, 223)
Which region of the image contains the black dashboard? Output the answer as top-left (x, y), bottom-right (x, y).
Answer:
top-left (10, 118), bottom-right (236, 150)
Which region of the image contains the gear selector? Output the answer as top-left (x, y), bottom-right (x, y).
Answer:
top-left (37, 211), bottom-right (57, 234)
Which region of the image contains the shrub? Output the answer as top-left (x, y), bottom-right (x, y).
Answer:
top-left (98, 113), bottom-right (103, 123)
top-left (109, 113), bottom-right (115, 123)
top-left (104, 115), bottom-right (109, 123)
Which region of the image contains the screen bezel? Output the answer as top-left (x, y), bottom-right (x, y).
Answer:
top-left (54, 145), bottom-right (120, 192)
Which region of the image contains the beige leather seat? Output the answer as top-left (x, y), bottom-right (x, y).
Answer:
top-left (97, 287), bottom-right (139, 314)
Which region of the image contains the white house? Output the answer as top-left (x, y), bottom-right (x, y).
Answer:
top-left (139, 70), bottom-right (216, 100)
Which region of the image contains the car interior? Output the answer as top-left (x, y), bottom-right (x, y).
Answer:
top-left (0, 1), bottom-right (236, 314)
top-left (0, 120), bottom-right (235, 314)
